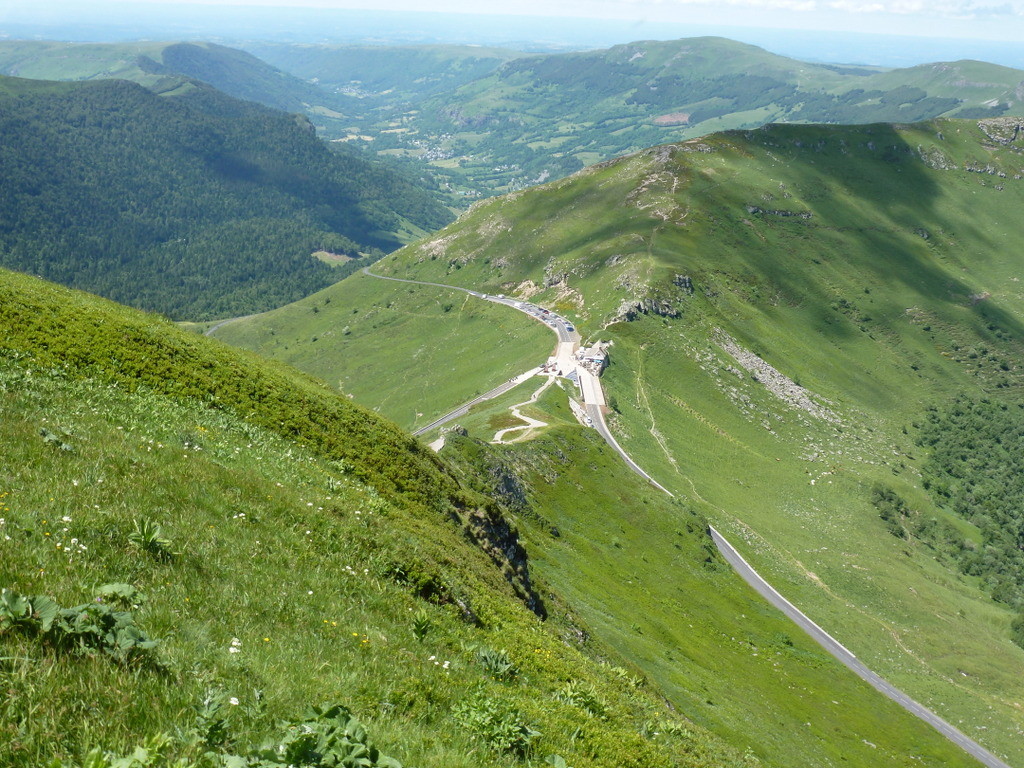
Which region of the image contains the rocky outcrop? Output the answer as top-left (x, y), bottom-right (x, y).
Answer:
top-left (613, 297), bottom-right (681, 323)
top-left (745, 205), bottom-right (812, 220)
top-left (673, 274), bottom-right (694, 295)
top-left (978, 117), bottom-right (1024, 145)
top-left (463, 505), bottom-right (546, 619)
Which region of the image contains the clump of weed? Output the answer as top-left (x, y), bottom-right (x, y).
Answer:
top-left (475, 646), bottom-right (517, 681)
top-left (555, 680), bottom-right (608, 719)
top-left (128, 518), bottom-right (176, 563)
top-left (454, 691), bottom-right (539, 757)
top-left (0, 585), bottom-right (159, 666)
top-left (411, 609), bottom-right (431, 643)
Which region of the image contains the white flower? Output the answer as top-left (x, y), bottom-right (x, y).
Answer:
top-left (229, 697), bottom-right (239, 706)
top-left (62, 515), bottom-right (72, 522)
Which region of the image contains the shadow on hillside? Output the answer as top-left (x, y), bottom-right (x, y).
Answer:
top-left (718, 122), bottom-right (1024, 342)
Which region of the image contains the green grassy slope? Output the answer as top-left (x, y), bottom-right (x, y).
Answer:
top-left (0, 267), bottom-right (765, 768)
top-left (224, 116), bottom-right (1024, 763)
top-left (0, 74), bottom-right (451, 320)
top-left (0, 264), bottom-right (988, 767)
top-left (211, 272), bottom-right (552, 432)
top-left (447, 427), bottom-right (983, 768)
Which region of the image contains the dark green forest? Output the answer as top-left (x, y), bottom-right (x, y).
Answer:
top-left (0, 75), bottom-right (451, 320)
top-left (915, 396), bottom-right (1024, 647)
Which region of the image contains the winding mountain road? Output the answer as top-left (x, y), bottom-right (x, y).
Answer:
top-left (361, 266), bottom-right (1012, 768)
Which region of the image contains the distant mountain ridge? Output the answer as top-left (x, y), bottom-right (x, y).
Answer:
top-left (0, 74), bottom-right (451, 319)
top-left (0, 39), bottom-right (355, 115)
top-left (384, 36), bottom-right (1024, 194)
top-left (6, 36), bottom-right (1023, 202)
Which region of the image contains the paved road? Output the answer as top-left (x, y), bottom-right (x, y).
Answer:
top-left (710, 528), bottom-right (1011, 768)
top-left (363, 266), bottom-right (580, 344)
top-left (363, 265), bottom-right (1011, 768)
top-left (584, 402), bottom-right (674, 495)
top-left (204, 312), bottom-right (260, 337)
top-left (411, 367), bottom-right (541, 437)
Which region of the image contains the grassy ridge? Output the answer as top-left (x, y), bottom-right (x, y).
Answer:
top-left (225, 117), bottom-right (1024, 762)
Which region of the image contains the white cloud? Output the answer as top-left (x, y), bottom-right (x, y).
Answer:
top-left (634, 0), bottom-right (1024, 14)
top-left (826, 0), bottom-right (1022, 14)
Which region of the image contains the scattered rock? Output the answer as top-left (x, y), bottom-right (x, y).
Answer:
top-left (715, 329), bottom-right (840, 423)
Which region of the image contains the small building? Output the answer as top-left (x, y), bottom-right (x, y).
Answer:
top-left (576, 341), bottom-right (610, 375)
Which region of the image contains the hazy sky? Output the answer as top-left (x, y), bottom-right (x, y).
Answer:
top-left (94, 0), bottom-right (1024, 39)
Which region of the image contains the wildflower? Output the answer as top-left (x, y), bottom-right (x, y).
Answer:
top-left (229, 638), bottom-right (242, 654)
top-left (62, 515), bottom-right (72, 522)
top-left (229, 697), bottom-right (239, 706)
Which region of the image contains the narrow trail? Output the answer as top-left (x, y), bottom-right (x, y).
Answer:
top-left (361, 265), bottom-right (1012, 768)
top-left (492, 377), bottom-right (555, 443)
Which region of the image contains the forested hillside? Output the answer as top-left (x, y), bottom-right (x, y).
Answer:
top-left (0, 75), bottom-right (451, 319)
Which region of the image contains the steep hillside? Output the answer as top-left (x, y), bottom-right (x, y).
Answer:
top-left (221, 116), bottom-right (1024, 764)
top-left (358, 37), bottom-right (1024, 196)
top-left (0, 268), bottom-right (983, 768)
top-left (0, 74), bottom-right (451, 319)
